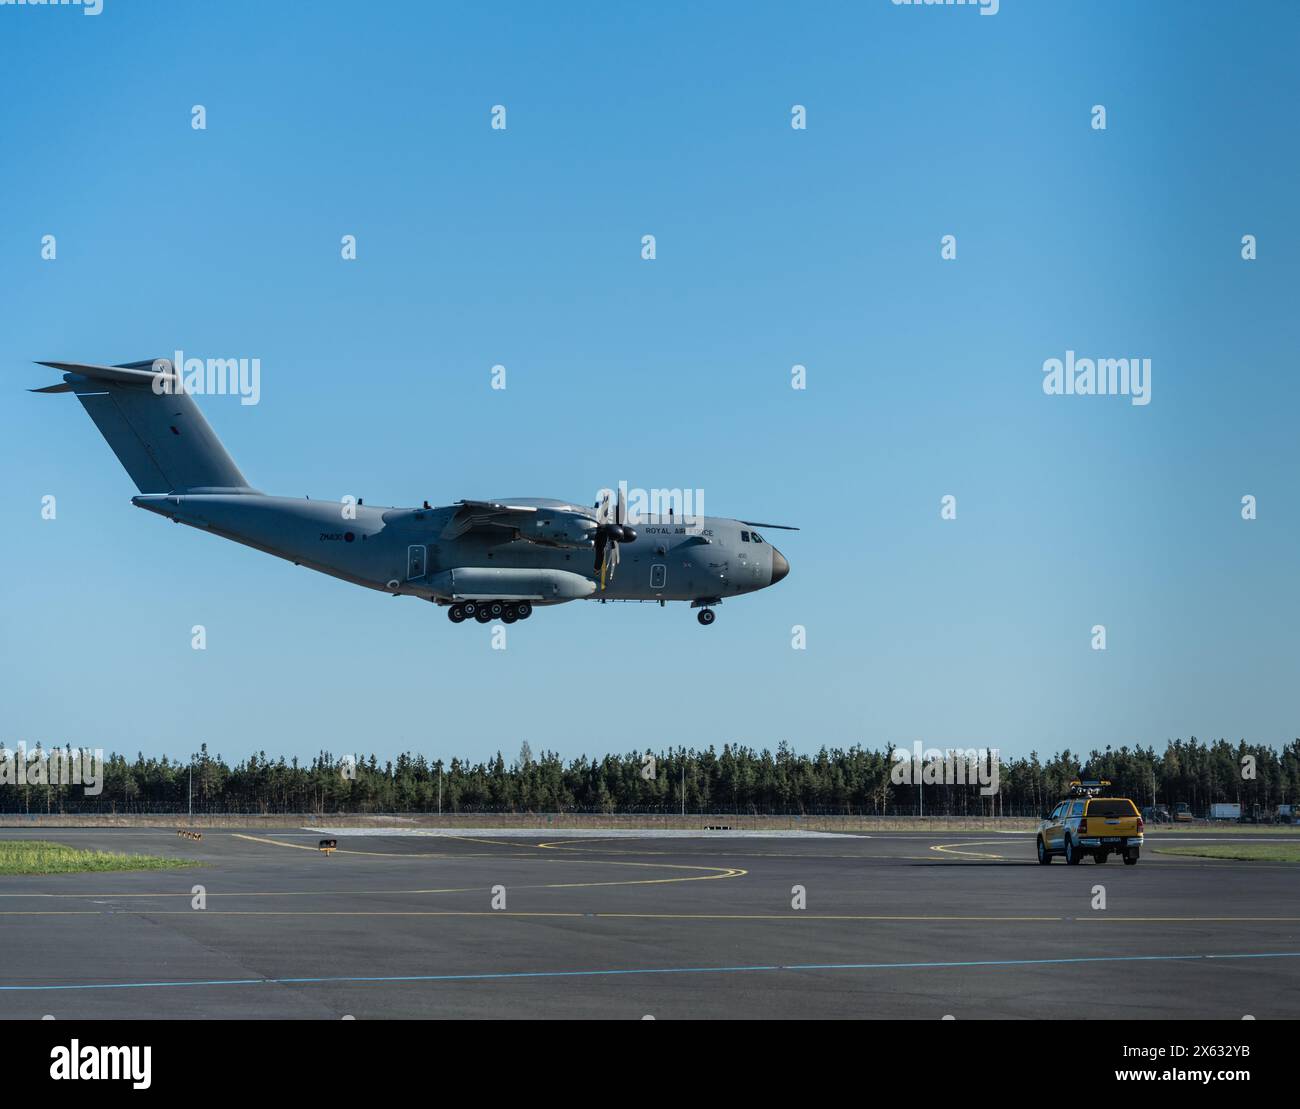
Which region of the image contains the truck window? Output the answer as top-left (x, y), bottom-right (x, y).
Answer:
top-left (1069, 801), bottom-right (1085, 817)
top-left (1087, 799), bottom-right (1138, 817)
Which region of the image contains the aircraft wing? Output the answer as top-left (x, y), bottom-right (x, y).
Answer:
top-left (440, 499), bottom-right (539, 540)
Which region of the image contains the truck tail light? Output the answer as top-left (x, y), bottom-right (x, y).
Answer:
top-left (1078, 818), bottom-right (1088, 835)
top-left (1138, 816), bottom-right (1144, 833)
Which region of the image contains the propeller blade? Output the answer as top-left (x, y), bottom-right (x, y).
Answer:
top-left (592, 486), bottom-right (631, 589)
top-left (602, 537), bottom-right (621, 589)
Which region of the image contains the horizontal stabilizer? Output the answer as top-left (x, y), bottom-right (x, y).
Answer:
top-left (35, 359), bottom-right (177, 387)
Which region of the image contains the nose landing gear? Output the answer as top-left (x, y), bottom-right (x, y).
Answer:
top-left (692, 597), bottom-right (720, 626)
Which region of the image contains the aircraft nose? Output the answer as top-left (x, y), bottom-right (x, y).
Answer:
top-left (770, 547), bottom-right (790, 585)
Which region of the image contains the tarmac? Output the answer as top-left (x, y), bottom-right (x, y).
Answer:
top-left (1, 827), bottom-right (1297, 1019)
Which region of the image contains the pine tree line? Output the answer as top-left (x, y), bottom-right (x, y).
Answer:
top-left (1, 737), bottom-right (1297, 817)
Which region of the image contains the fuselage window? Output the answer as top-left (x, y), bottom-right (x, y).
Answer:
top-left (740, 531), bottom-right (750, 542)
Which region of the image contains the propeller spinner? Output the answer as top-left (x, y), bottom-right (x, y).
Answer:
top-left (592, 486), bottom-right (637, 589)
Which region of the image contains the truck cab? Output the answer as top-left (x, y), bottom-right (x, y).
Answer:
top-left (1037, 780), bottom-right (1144, 866)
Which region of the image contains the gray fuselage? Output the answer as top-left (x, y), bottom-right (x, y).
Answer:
top-left (132, 494), bottom-right (790, 606)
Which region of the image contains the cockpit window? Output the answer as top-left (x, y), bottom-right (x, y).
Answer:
top-left (740, 531), bottom-right (750, 542)
top-left (751, 532), bottom-right (764, 544)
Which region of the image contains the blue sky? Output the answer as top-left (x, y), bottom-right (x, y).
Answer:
top-left (2, 0), bottom-right (1297, 767)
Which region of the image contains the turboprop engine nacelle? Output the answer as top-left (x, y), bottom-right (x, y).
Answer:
top-left (526, 512), bottom-right (597, 548)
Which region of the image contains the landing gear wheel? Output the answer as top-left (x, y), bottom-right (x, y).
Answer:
top-left (474, 607), bottom-right (493, 624)
top-left (488, 602), bottom-right (504, 619)
top-left (461, 601), bottom-right (478, 619)
top-left (502, 604), bottom-right (518, 624)
top-left (515, 601), bottom-right (532, 619)
top-left (1065, 837), bottom-right (1080, 865)
top-left (448, 604), bottom-right (466, 624)
top-left (1036, 837), bottom-right (1051, 864)
top-left (697, 608), bottom-right (716, 626)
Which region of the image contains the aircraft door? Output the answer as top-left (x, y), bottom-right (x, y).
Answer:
top-left (649, 563), bottom-right (667, 592)
top-left (407, 544), bottom-right (427, 579)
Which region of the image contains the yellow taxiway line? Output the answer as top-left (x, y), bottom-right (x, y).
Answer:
top-left (229, 832), bottom-right (745, 889)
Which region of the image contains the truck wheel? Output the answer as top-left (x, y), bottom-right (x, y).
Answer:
top-left (1094, 851), bottom-right (1108, 863)
top-left (1124, 851), bottom-right (1139, 865)
top-left (1037, 837), bottom-right (1051, 864)
top-left (1065, 837), bottom-right (1081, 865)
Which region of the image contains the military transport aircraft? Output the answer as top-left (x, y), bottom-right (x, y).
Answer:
top-left (30, 359), bottom-right (793, 625)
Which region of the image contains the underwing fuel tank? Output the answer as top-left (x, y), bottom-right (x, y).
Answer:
top-left (429, 567), bottom-right (596, 602)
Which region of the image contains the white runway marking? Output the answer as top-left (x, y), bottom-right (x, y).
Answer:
top-left (302, 827), bottom-right (869, 840)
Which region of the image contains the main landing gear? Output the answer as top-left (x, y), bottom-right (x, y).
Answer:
top-left (447, 600), bottom-right (533, 625)
top-left (697, 608), bottom-right (716, 626)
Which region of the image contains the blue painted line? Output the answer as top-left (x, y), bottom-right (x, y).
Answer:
top-left (2, 950), bottom-right (1299, 992)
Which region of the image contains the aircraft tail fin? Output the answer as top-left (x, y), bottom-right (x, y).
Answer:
top-left (32, 359), bottom-right (254, 494)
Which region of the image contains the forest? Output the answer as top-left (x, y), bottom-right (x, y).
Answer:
top-left (1, 736), bottom-right (1296, 816)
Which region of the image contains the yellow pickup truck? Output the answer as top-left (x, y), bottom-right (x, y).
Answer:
top-left (1036, 781), bottom-right (1144, 865)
